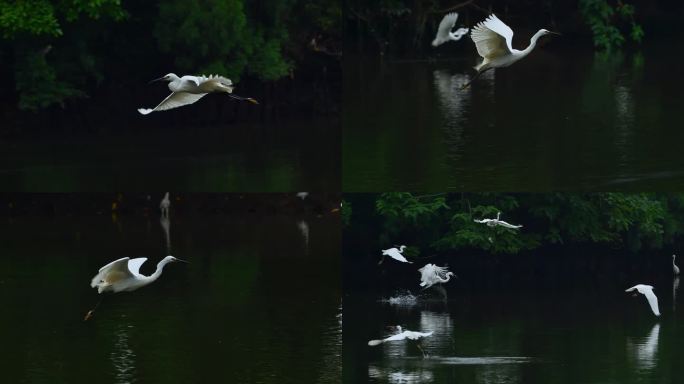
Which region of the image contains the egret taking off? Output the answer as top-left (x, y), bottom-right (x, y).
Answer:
top-left (418, 264), bottom-right (455, 289)
top-left (432, 13), bottom-right (470, 47)
top-left (474, 212), bottom-right (522, 229)
top-left (625, 284), bottom-right (661, 317)
top-left (673, 255), bottom-right (680, 275)
top-left (368, 325), bottom-right (433, 357)
top-left (462, 14), bottom-right (559, 88)
top-left (380, 245), bottom-right (412, 264)
top-left (138, 73), bottom-right (258, 115)
top-left (91, 256), bottom-right (187, 293)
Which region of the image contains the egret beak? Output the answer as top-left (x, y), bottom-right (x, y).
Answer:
top-left (548, 31), bottom-right (561, 36)
top-left (149, 77), bottom-right (164, 84)
top-left (228, 94), bottom-right (259, 104)
top-left (175, 258), bottom-right (189, 264)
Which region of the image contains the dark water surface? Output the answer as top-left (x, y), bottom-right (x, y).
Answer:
top-left (0, 118), bottom-right (339, 191)
top-left (1, 213), bottom-right (340, 383)
top-left (344, 254), bottom-right (684, 383)
top-left (344, 42), bottom-right (684, 191)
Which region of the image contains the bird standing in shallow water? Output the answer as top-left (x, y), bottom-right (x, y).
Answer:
top-left (462, 14), bottom-right (559, 88)
top-left (138, 73), bottom-right (258, 115)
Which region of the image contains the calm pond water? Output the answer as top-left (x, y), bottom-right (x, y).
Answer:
top-left (0, 118), bottom-right (339, 191)
top-left (0, 212), bottom-right (340, 383)
top-left (344, 256), bottom-right (684, 383)
top-left (344, 41), bottom-right (684, 191)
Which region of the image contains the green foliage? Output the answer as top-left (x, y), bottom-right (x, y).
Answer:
top-left (154, 0), bottom-right (292, 81)
top-left (0, 0), bottom-right (125, 38)
top-left (14, 50), bottom-right (85, 110)
top-left (579, 0), bottom-right (643, 51)
top-left (375, 192), bottom-right (449, 222)
top-left (366, 193), bottom-right (684, 258)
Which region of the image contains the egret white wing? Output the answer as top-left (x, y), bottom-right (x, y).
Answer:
top-left (470, 14), bottom-right (513, 59)
top-left (138, 92), bottom-right (207, 115)
top-left (406, 331), bottom-right (433, 340)
top-left (432, 12), bottom-right (459, 47)
top-left (643, 288), bottom-right (661, 316)
top-left (127, 258), bottom-right (148, 277)
top-left (91, 257), bottom-right (132, 287)
top-left (497, 221), bottom-right (522, 229)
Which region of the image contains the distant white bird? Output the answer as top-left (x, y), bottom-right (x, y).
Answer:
top-left (625, 284), bottom-right (661, 317)
top-left (474, 212), bottom-right (522, 229)
top-left (432, 12), bottom-right (470, 47)
top-left (138, 73), bottom-right (257, 115)
top-left (160, 192), bottom-right (170, 217)
top-left (462, 14), bottom-right (559, 88)
top-left (91, 256), bottom-right (187, 294)
top-left (380, 245), bottom-right (412, 264)
top-left (673, 255), bottom-right (680, 275)
top-left (296, 192), bottom-right (309, 200)
top-left (368, 325), bottom-right (433, 357)
top-left (418, 264), bottom-right (455, 289)
top-left (160, 215), bottom-right (171, 253)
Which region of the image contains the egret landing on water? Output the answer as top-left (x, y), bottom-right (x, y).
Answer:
top-left (379, 245), bottom-right (412, 264)
top-left (625, 284), bottom-right (661, 317)
top-left (138, 73), bottom-right (258, 115)
top-left (368, 325), bottom-right (433, 357)
top-left (418, 264), bottom-right (455, 289)
top-left (462, 14), bottom-right (559, 89)
top-left (84, 256), bottom-right (188, 321)
top-left (474, 212), bottom-right (522, 229)
top-left (432, 12), bottom-right (470, 47)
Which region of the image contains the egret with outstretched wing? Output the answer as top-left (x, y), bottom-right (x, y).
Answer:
top-left (432, 13), bottom-right (470, 47)
top-left (625, 284), bottom-right (661, 317)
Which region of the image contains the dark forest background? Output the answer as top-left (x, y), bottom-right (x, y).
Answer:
top-left (0, 0), bottom-right (340, 134)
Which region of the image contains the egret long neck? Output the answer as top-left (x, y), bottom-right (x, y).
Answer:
top-left (521, 30), bottom-right (546, 56)
top-left (146, 258), bottom-right (173, 282)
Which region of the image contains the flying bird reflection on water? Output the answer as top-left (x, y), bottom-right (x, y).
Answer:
top-left (474, 212), bottom-right (522, 229)
top-left (625, 284), bottom-right (661, 317)
top-left (138, 73), bottom-right (258, 114)
top-left (432, 12), bottom-right (470, 47)
top-left (462, 14), bottom-right (559, 88)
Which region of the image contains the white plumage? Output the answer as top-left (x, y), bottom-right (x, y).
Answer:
top-left (473, 212), bottom-right (522, 229)
top-left (432, 12), bottom-right (470, 47)
top-left (160, 192), bottom-right (170, 217)
top-left (381, 245), bottom-right (412, 264)
top-left (138, 73), bottom-right (257, 115)
top-left (418, 263), bottom-right (455, 289)
top-left (673, 255), bottom-right (680, 275)
top-left (625, 284), bottom-right (661, 317)
top-left (90, 256), bottom-right (186, 293)
top-left (368, 325), bottom-right (433, 346)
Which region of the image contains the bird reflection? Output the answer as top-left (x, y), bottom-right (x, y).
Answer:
top-left (368, 365), bottom-right (434, 383)
top-left (160, 215), bottom-right (171, 253)
top-left (674, 276), bottom-right (679, 312)
top-left (433, 69), bottom-right (471, 159)
top-left (614, 82), bottom-right (635, 165)
top-left (110, 323), bottom-right (136, 384)
top-left (419, 310), bottom-right (454, 353)
top-left (627, 323), bottom-right (660, 372)
top-left (297, 220), bottom-right (309, 253)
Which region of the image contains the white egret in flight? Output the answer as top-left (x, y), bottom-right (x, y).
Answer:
top-left (474, 212), bottom-right (522, 229)
top-left (462, 14), bottom-right (559, 88)
top-left (673, 255), bottom-right (680, 275)
top-left (379, 245), bottom-right (412, 264)
top-left (138, 73), bottom-right (258, 115)
top-left (625, 284), bottom-right (661, 317)
top-left (91, 256), bottom-right (187, 294)
top-left (160, 192), bottom-right (170, 217)
top-left (432, 13), bottom-right (470, 47)
top-left (368, 325), bottom-right (433, 357)
top-left (418, 264), bottom-right (455, 289)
